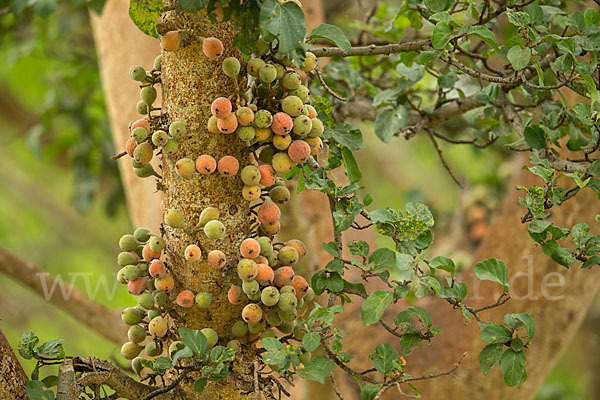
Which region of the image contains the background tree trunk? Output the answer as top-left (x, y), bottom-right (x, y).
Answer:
top-left (89, 0), bottom-right (163, 233)
top-left (0, 329), bottom-right (27, 400)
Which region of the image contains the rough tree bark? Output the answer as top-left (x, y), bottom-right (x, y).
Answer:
top-left (0, 329), bottom-right (27, 400)
top-left (156, 4), bottom-right (255, 398)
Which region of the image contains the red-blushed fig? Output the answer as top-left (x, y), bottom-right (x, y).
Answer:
top-left (149, 259), bottom-right (167, 278)
top-left (258, 200), bottom-right (281, 225)
top-left (228, 284), bottom-right (243, 305)
top-left (256, 264), bottom-right (275, 286)
top-left (195, 154), bottom-right (217, 175)
top-left (208, 250), bottom-right (227, 268)
top-left (184, 244), bottom-right (202, 261)
top-left (128, 276), bottom-right (149, 295)
top-left (175, 290), bottom-right (195, 308)
top-left (218, 156), bottom-right (240, 176)
top-left (258, 164), bottom-right (277, 186)
top-left (161, 31), bottom-right (181, 51)
top-left (292, 275), bottom-right (310, 299)
top-left (211, 97), bottom-right (232, 119)
top-left (274, 266), bottom-right (295, 287)
top-left (154, 274), bottom-right (175, 292)
top-left (202, 37), bottom-right (224, 58)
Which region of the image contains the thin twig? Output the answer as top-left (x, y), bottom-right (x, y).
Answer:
top-left (315, 67), bottom-right (347, 102)
top-left (426, 128), bottom-right (463, 188)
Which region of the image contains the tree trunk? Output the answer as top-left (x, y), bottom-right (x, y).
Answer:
top-left (89, 0), bottom-right (163, 232)
top-left (158, 4), bottom-right (254, 398)
top-left (0, 329), bottom-right (27, 400)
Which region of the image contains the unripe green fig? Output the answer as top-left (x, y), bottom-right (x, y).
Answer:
top-left (240, 165), bottom-right (261, 186)
top-left (162, 138), bottom-right (179, 155)
top-left (152, 130), bottom-right (169, 147)
top-left (278, 320), bottom-right (296, 334)
top-left (132, 126), bottom-right (149, 143)
top-left (153, 291), bottom-right (170, 308)
top-left (119, 234), bottom-right (139, 252)
top-left (278, 245), bottom-right (299, 265)
top-left (134, 164), bottom-right (160, 179)
top-left (147, 309), bottom-right (162, 320)
top-left (278, 308), bottom-right (297, 323)
top-left (198, 207), bottom-right (220, 227)
top-left (175, 157), bottom-right (195, 179)
top-left (293, 115), bottom-right (312, 136)
top-left (140, 86), bottom-right (157, 106)
top-left (257, 236), bottom-right (273, 256)
top-left (145, 341), bottom-right (162, 357)
top-left (259, 63), bottom-right (277, 83)
top-left (122, 265), bottom-right (140, 281)
top-left (133, 227), bottom-right (151, 242)
top-left (222, 57), bottom-right (241, 78)
top-left (275, 63), bottom-right (285, 80)
top-left (278, 292), bottom-right (298, 313)
top-left (165, 208), bottom-right (185, 229)
top-left (254, 39), bottom-right (270, 57)
top-left (204, 220), bottom-right (226, 239)
top-left (237, 126), bottom-right (256, 142)
top-left (281, 72), bottom-right (301, 90)
top-left (201, 328), bottom-right (218, 348)
top-left (304, 287), bottom-right (315, 303)
top-left (265, 310), bottom-right (282, 327)
top-left (248, 321), bottom-right (266, 334)
top-left (272, 152), bottom-right (295, 174)
top-left (121, 307), bottom-right (144, 325)
top-left (231, 321), bottom-right (248, 338)
top-left (169, 341), bottom-right (185, 356)
top-left (148, 236), bottom-right (165, 252)
top-left (117, 268), bottom-right (127, 284)
top-left (297, 297), bottom-right (305, 310)
top-left (269, 186), bottom-right (290, 205)
top-left (308, 118), bottom-right (324, 137)
top-left (280, 285), bottom-right (296, 296)
top-left (281, 96), bottom-right (304, 117)
top-left (132, 357), bottom-right (144, 375)
top-left (261, 286), bottom-right (280, 307)
top-left (153, 55), bottom-right (162, 71)
top-left (136, 100), bottom-right (149, 115)
top-left (299, 351), bottom-right (312, 363)
top-left (129, 65), bottom-right (146, 81)
top-left (195, 292), bottom-right (212, 308)
top-left (169, 121), bottom-right (186, 140)
top-left (258, 145), bottom-right (275, 164)
top-left (293, 325), bottom-right (307, 340)
top-left (128, 324), bottom-right (147, 343)
top-left (254, 109), bottom-right (273, 129)
top-left (291, 85), bottom-right (310, 103)
top-left (238, 259), bottom-right (258, 281)
top-left (121, 341), bottom-right (143, 360)
top-left (301, 51), bottom-right (317, 72)
top-left (242, 279), bottom-right (260, 297)
top-left (118, 251), bottom-right (139, 267)
top-left (138, 292), bottom-right (154, 309)
top-left (267, 252), bottom-right (279, 268)
top-left (133, 142), bottom-right (153, 165)
top-left (227, 339), bottom-right (241, 352)
top-left (247, 58), bottom-right (265, 77)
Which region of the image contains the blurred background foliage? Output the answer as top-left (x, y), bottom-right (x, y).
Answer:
top-left (0, 1), bottom-right (597, 398)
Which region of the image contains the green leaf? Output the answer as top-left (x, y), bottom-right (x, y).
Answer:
top-left (210, 346), bottom-right (236, 363)
top-left (25, 381), bottom-right (55, 400)
top-left (432, 22), bottom-right (455, 49)
top-left (296, 355), bottom-right (334, 383)
top-left (178, 0), bottom-right (207, 12)
top-left (41, 375), bottom-right (58, 388)
top-left (179, 327), bottom-right (207, 355)
top-left (400, 332), bottom-right (422, 355)
top-left (154, 356), bottom-right (172, 371)
top-left (172, 346), bottom-right (194, 365)
top-left (361, 290), bottom-right (394, 326)
top-left (523, 126), bottom-right (547, 149)
top-left (504, 313), bottom-right (535, 343)
top-left (474, 258), bottom-right (509, 291)
top-left (308, 24), bottom-right (351, 52)
top-left (260, 0), bottom-right (306, 57)
top-left (341, 147), bottom-right (361, 184)
top-left (499, 349), bottom-right (527, 387)
top-left (507, 46), bottom-right (531, 70)
top-left (194, 378), bottom-right (208, 393)
top-left (424, 0), bottom-right (452, 13)
top-left (479, 343), bottom-right (504, 376)
top-left (129, 0), bottom-right (163, 38)
top-left (587, 160), bottom-right (600, 177)
top-left (374, 107), bottom-right (407, 143)
top-left (321, 241), bottom-right (339, 257)
top-left (360, 384), bottom-right (383, 400)
top-left (329, 123), bottom-right (364, 150)
top-left (302, 332), bottom-right (321, 352)
top-left (371, 343), bottom-right (400, 375)
top-left (480, 323), bottom-right (512, 344)
top-left (429, 256), bottom-right (455, 274)
top-left (541, 240), bottom-right (576, 267)
top-left (87, 0), bottom-right (107, 14)
top-left (36, 339), bottom-right (64, 359)
top-left (408, 305), bottom-right (432, 329)
top-left (368, 248), bottom-right (396, 273)
top-left (467, 26), bottom-right (499, 50)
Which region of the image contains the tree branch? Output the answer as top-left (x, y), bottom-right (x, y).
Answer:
top-left (311, 39), bottom-right (432, 58)
top-left (0, 248), bottom-right (126, 345)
